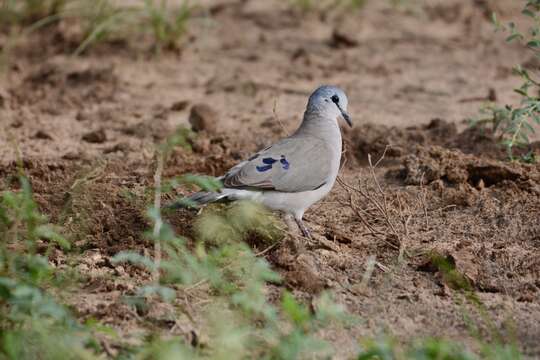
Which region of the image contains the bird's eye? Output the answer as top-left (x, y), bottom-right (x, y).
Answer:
top-left (331, 95), bottom-right (339, 103)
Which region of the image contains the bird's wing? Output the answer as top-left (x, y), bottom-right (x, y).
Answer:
top-left (222, 136), bottom-right (333, 192)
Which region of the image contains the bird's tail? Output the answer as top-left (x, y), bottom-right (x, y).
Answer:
top-left (166, 191), bottom-right (228, 210)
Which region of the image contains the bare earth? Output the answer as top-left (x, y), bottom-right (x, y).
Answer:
top-left (1, 0), bottom-right (539, 358)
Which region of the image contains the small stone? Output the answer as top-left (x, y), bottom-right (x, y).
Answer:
top-left (445, 166), bottom-right (468, 184)
top-left (34, 130), bottom-right (53, 140)
top-left (114, 266), bottom-right (126, 276)
top-left (488, 87), bottom-right (497, 102)
top-left (324, 227), bottom-right (352, 244)
top-left (62, 151), bottom-right (81, 160)
top-left (431, 179), bottom-right (445, 192)
top-left (76, 110), bottom-right (90, 121)
top-left (476, 179), bottom-right (485, 190)
top-left (11, 120), bottom-right (22, 128)
top-left (189, 104), bottom-right (218, 133)
top-left (329, 29), bottom-right (358, 48)
top-left (170, 100), bottom-right (189, 111)
top-left (192, 137), bottom-right (211, 153)
top-left (0, 88), bottom-right (7, 108)
top-left (285, 254), bottom-right (326, 293)
top-left (82, 128), bottom-right (107, 143)
top-left (104, 142), bottom-right (130, 154)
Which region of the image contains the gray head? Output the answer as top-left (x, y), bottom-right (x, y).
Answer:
top-left (306, 85), bottom-right (351, 127)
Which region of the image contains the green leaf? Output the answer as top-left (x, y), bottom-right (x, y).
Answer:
top-left (35, 225), bottom-right (71, 250)
top-left (491, 12), bottom-right (500, 27)
top-left (282, 292), bottom-right (311, 328)
top-left (506, 32), bottom-right (524, 43)
top-left (501, 139), bottom-right (514, 147)
top-left (358, 340), bottom-right (395, 360)
top-left (0, 277), bottom-right (16, 299)
top-left (527, 40), bottom-right (540, 48)
top-left (522, 9), bottom-right (536, 18)
top-left (178, 174), bottom-right (223, 192)
top-left (523, 121), bottom-right (536, 134)
top-left (138, 285), bottom-right (176, 302)
top-left (111, 251), bottom-right (156, 271)
top-left (147, 206), bottom-right (160, 222)
top-left (166, 197), bottom-right (199, 209)
top-left (514, 87), bottom-right (530, 97)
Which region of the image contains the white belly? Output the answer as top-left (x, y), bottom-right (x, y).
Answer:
top-left (221, 180), bottom-right (335, 220)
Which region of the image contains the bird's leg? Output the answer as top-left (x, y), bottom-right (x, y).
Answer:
top-left (295, 217), bottom-right (312, 239)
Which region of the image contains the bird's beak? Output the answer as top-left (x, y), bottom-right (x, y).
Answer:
top-left (340, 109), bottom-right (352, 127)
top-left (335, 101), bottom-right (352, 127)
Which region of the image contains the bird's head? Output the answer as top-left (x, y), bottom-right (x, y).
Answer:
top-left (306, 85), bottom-right (351, 127)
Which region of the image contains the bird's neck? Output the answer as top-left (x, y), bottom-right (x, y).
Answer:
top-left (296, 111), bottom-right (342, 145)
top-left (296, 111), bottom-right (343, 177)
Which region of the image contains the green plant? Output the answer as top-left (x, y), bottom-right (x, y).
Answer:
top-left (289, 0), bottom-right (368, 13)
top-left (142, 0), bottom-right (192, 52)
top-left (0, 0), bottom-right (194, 60)
top-left (0, 0), bottom-right (69, 68)
top-left (291, 0), bottom-right (315, 12)
top-left (73, 0), bottom-right (136, 55)
top-left (0, 175), bottom-right (98, 359)
top-left (472, 1), bottom-right (540, 161)
top-left (412, 254), bottom-right (521, 360)
top-left (0, 0), bottom-right (67, 25)
top-left (356, 337), bottom-right (522, 360)
top-left (358, 337), bottom-right (484, 360)
top-left (70, 0), bottom-right (194, 54)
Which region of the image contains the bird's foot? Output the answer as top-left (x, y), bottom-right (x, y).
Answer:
top-left (295, 218), bottom-right (312, 239)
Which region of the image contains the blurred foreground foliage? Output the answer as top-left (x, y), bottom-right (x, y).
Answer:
top-left (357, 337), bottom-right (522, 360)
top-left (289, 0), bottom-right (368, 12)
top-left (112, 199), bottom-right (350, 359)
top-left (0, 175), bottom-right (98, 359)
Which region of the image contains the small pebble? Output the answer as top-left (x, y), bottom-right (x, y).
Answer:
top-left (189, 104), bottom-right (218, 134)
top-left (82, 128), bottom-right (107, 143)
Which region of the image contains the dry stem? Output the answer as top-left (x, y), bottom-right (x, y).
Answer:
top-left (152, 151), bottom-right (164, 283)
top-left (338, 147), bottom-right (412, 260)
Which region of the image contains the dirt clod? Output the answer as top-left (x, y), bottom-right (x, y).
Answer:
top-left (189, 104), bottom-right (219, 134)
top-left (399, 146), bottom-right (529, 188)
top-left (33, 130), bottom-right (53, 140)
top-left (170, 100), bottom-right (190, 111)
top-left (285, 254), bottom-right (326, 293)
top-left (329, 29), bottom-right (358, 48)
top-left (82, 128), bottom-right (107, 144)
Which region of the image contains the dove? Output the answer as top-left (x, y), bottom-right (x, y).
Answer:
top-left (178, 85), bottom-right (351, 238)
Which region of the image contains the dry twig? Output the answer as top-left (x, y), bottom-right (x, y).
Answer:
top-left (152, 151), bottom-right (164, 283)
top-left (338, 146), bottom-right (412, 259)
top-left (273, 98), bottom-right (290, 136)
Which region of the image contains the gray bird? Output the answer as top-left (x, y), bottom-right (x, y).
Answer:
top-left (182, 85), bottom-right (351, 238)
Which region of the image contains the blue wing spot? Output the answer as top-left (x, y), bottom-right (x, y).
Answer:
top-left (262, 157), bottom-right (278, 165)
top-left (280, 156), bottom-right (290, 170)
top-left (256, 164), bottom-right (273, 172)
top-left (256, 157), bottom-right (286, 172)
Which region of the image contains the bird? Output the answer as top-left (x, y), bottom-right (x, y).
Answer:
top-left (176, 85), bottom-right (351, 238)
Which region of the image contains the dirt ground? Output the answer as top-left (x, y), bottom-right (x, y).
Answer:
top-left (1, 0), bottom-right (540, 358)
